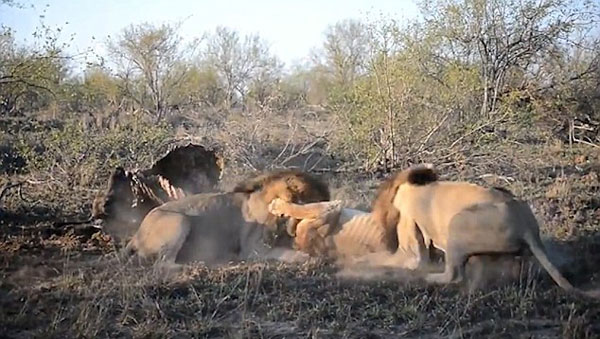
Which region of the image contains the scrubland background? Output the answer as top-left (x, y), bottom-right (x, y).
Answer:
top-left (1, 0), bottom-right (600, 337)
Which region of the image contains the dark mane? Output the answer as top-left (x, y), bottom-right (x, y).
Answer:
top-left (492, 186), bottom-right (515, 197)
top-left (370, 172), bottom-right (403, 250)
top-left (370, 164), bottom-right (439, 251)
top-left (232, 169), bottom-right (330, 201)
top-left (406, 166), bottom-right (438, 185)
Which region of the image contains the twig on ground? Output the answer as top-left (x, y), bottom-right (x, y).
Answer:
top-left (17, 184), bottom-right (32, 203)
top-left (1, 178), bottom-right (53, 208)
top-left (0, 181), bottom-right (24, 204)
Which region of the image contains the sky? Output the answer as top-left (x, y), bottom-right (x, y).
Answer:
top-left (0, 0), bottom-right (420, 68)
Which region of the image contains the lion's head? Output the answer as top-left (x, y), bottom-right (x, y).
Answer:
top-left (371, 164), bottom-right (438, 250)
top-left (233, 169), bottom-right (331, 245)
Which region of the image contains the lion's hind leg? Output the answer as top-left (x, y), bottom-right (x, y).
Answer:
top-left (424, 247), bottom-right (469, 284)
top-left (157, 216), bottom-right (191, 265)
top-left (293, 218), bottom-right (332, 256)
top-left (380, 216), bottom-right (429, 270)
top-left (270, 199), bottom-right (342, 237)
top-left (424, 205), bottom-right (511, 285)
top-left (268, 199), bottom-right (343, 220)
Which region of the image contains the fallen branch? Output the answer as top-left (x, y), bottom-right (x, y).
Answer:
top-left (569, 119), bottom-right (600, 148)
top-left (1, 179), bottom-right (53, 207)
top-left (478, 173), bottom-right (516, 184)
top-left (0, 181), bottom-right (24, 204)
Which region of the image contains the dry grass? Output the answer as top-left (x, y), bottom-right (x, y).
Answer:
top-left (1, 246), bottom-right (599, 338)
top-left (1, 116), bottom-right (600, 338)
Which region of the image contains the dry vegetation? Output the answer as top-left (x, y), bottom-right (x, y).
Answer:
top-left (2, 0), bottom-right (600, 337)
top-left (2, 114), bottom-right (599, 338)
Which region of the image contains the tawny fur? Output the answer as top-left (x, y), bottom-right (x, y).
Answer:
top-left (267, 167), bottom-right (564, 294)
top-left (387, 164), bottom-right (598, 298)
top-left (268, 199), bottom-right (389, 261)
top-left (124, 169), bottom-right (330, 266)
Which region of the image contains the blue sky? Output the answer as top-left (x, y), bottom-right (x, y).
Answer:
top-left (0, 0), bottom-right (419, 67)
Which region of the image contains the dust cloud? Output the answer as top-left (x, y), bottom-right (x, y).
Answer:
top-left (330, 238), bottom-right (574, 291)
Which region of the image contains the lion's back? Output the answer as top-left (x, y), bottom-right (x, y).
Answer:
top-left (154, 192), bottom-right (238, 215)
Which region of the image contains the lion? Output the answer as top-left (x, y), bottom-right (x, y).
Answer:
top-left (382, 164), bottom-right (598, 298)
top-left (268, 166), bottom-right (596, 295)
top-left (265, 168), bottom-right (440, 261)
top-left (267, 199), bottom-right (390, 261)
top-left (123, 169), bottom-right (331, 266)
top-left (268, 167), bottom-right (430, 257)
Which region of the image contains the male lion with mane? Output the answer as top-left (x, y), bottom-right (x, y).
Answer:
top-left (266, 167), bottom-right (442, 259)
top-left (381, 163), bottom-right (598, 298)
top-left (123, 169), bottom-right (330, 266)
top-left (269, 165), bottom-right (599, 297)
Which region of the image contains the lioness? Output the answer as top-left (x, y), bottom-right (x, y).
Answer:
top-left (267, 198), bottom-right (390, 260)
top-left (124, 169), bottom-right (330, 266)
top-left (386, 164), bottom-right (597, 297)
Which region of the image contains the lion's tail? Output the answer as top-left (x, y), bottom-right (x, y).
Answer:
top-left (523, 232), bottom-right (600, 299)
top-left (523, 232), bottom-right (574, 291)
